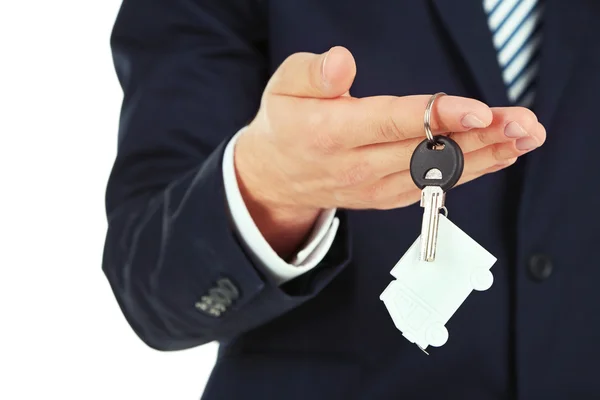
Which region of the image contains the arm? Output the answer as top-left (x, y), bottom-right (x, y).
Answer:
top-left (103, 0), bottom-right (350, 351)
top-left (104, 0), bottom-right (539, 353)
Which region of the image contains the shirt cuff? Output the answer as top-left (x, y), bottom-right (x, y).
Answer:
top-left (222, 128), bottom-right (340, 285)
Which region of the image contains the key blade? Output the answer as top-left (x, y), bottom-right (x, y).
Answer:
top-left (420, 186), bottom-right (445, 262)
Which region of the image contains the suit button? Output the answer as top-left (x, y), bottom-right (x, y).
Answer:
top-left (195, 278), bottom-right (240, 317)
top-left (528, 254), bottom-right (553, 281)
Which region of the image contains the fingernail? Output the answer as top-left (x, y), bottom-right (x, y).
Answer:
top-left (461, 113), bottom-right (487, 129)
top-left (321, 50), bottom-right (331, 86)
top-left (505, 121), bottom-right (528, 138)
top-left (515, 137), bottom-right (539, 151)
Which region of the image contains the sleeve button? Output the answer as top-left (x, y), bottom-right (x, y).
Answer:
top-left (528, 254), bottom-right (553, 282)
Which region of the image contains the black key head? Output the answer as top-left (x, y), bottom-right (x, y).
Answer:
top-left (410, 135), bottom-right (464, 192)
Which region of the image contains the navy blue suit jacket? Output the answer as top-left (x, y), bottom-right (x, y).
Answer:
top-left (103, 0), bottom-right (600, 398)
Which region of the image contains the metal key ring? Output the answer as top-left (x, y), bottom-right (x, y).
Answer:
top-left (424, 92), bottom-right (447, 145)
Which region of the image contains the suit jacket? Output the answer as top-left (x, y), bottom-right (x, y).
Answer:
top-left (103, 0), bottom-right (600, 398)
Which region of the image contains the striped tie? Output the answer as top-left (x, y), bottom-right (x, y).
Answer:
top-left (484, 0), bottom-right (544, 108)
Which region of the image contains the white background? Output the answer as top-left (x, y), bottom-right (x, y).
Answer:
top-left (0, 1), bottom-right (218, 399)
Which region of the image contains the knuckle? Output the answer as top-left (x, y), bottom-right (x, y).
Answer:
top-left (338, 161), bottom-right (374, 186)
top-left (506, 157), bottom-right (518, 167)
top-left (313, 129), bottom-right (342, 154)
top-left (476, 128), bottom-right (489, 145)
top-left (490, 143), bottom-right (504, 161)
top-left (392, 141), bottom-right (414, 162)
top-left (260, 94), bottom-right (275, 118)
top-left (281, 52), bottom-right (309, 73)
top-left (379, 115), bottom-right (405, 141)
top-left (374, 98), bottom-right (406, 142)
top-left (496, 157), bottom-right (518, 169)
top-left (283, 52), bottom-right (302, 64)
top-left (360, 181), bottom-right (387, 203)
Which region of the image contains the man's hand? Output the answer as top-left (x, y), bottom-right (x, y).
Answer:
top-left (234, 46), bottom-right (546, 257)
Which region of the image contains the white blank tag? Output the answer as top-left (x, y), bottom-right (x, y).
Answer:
top-left (380, 214), bottom-right (496, 351)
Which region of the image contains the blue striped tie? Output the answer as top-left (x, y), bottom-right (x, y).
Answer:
top-left (484, 0), bottom-right (544, 108)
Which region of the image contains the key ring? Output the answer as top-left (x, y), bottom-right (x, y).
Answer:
top-left (424, 92), bottom-right (446, 145)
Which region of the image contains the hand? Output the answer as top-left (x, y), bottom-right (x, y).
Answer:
top-left (235, 46), bottom-right (546, 257)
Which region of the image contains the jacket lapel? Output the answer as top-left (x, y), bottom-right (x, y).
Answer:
top-left (430, 0), bottom-right (509, 106)
top-left (517, 0), bottom-right (594, 229)
top-left (534, 0), bottom-right (592, 125)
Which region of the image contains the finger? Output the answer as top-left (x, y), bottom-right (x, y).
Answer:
top-left (343, 129), bottom-right (511, 182)
top-left (365, 156), bottom-right (519, 210)
top-left (461, 123), bottom-right (544, 175)
top-left (343, 134), bottom-right (485, 184)
top-left (458, 157), bottom-right (519, 186)
top-left (325, 94), bottom-right (493, 149)
top-left (347, 111), bottom-right (545, 180)
top-left (367, 159), bottom-right (518, 211)
top-left (341, 186), bottom-right (422, 210)
top-left (348, 134), bottom-right (531, 209)
top-left (362, 188), bottom-right (423, 210)
top-left (339, 168), bottom-right (417, 209)
top-left (348, 168), bottom-right (419, 209)
top-left (345, 138), bottom-right (417, 180)
top-left (266, 46), bottom-right (356, 99)
top-left (450, 106), bottom-right (546, 154)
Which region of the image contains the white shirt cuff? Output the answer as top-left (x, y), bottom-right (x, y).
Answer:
top-left (222, 129), bottom-right (340, 285)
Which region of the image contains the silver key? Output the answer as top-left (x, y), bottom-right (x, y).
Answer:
top-left (410, 93), bottom-right (465, 262)
top-left (419, 185), bottom-right (445, 262)
top-left (412, 139), bottom-right (462, 262)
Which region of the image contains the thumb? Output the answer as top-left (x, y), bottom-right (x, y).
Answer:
top-left (266, 46), bottom-right (356, 99)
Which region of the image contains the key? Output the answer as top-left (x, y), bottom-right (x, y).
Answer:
top-left (380, 96), bottom-right (495, 351)
top-left (410, 135), bottom-right (464, 261)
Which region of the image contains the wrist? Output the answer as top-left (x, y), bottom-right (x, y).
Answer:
top-left (234, 135), bottom-right (321, 259)
top-left (242, 192), bottom-right (322, 259)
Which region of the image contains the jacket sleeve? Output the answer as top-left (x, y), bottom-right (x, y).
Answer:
top-left (102, 0), bottom-right (352, 351)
